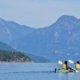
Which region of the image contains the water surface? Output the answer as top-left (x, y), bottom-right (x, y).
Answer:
top-left (0, 63), bottom-right (80, 80)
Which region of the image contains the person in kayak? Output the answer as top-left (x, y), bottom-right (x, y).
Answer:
top-left (62, 61), bottom-right (74, 71)
top-left (76, 61), bottom-right (80, 70)
top-left (54, 61), bottom-right (74, 73)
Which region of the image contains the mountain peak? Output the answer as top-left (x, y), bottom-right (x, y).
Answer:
top-left (59, 15), bottom-right (77, 20)
top-left (56, 15), bottom-right (78, 24)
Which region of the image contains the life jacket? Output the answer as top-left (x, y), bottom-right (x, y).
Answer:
top-left (76, 64), bottom-right (80, 70)
top-left (62, 64), bottom-right (67, 70)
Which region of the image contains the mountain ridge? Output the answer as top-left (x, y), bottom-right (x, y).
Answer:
top-left (0, 18), bottom-right (36, 44)
top-left (0, 15), bottom-right (80, 62)
top-left (0, 42), bottom-right (13, 51)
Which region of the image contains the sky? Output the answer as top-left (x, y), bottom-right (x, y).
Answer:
top-left (0, 0), bottom-right (80, 28)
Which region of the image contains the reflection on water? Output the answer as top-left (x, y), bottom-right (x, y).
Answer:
top-left (55, 73), bottom-right (80, 80)
top-left (0, 63), bottom-right (80, 80)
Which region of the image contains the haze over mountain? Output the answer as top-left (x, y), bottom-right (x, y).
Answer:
top-left (0, 42), bottom-right (13, 51)
top-left (0, 15), bottom-right (80, 62)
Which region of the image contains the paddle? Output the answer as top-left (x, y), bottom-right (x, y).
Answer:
top-left (58, 60), bottom-right (75, 65)
top-left (54, 61), bottom-right (63, 73)
top-left (68, 60), bottom-right (74, 64)
top-left (58, 60), bottom-right (63, 65)
top-left (68, 60), bottom-right (76, 72)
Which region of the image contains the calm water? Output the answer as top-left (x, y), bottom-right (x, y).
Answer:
top-left (0, 63), bottom-right (80, 80)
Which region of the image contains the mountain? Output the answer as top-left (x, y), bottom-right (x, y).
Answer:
top-left (0, 18), bottom-right (36, 44)
top-left (12, 15), bottom-right (80, 62)
top-left (0, 42), bottom-right (13, 51)
top-left (0, 18), bottom-right (46, 62)
top-left (0, 15), bottom-right (80, 62)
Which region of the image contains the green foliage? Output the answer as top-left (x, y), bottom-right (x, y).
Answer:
top-left (0, 50), bottom-right (31, 62)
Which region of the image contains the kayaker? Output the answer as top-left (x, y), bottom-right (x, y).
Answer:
top-left (76, 61), bottom-right (80, 70)
top-left (62, 61), bottom-right (68, 70)
top-left (62, 61), bottom-right (74, 71)
top-left (54, 61), bottom-right (74, 73)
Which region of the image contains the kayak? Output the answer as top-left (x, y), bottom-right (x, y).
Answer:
top-left (54, 68), bottom-right (74, 73)
top-left (55, 69), bottom-right (80, 73)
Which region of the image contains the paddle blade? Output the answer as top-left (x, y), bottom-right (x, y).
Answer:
top-left (76, 70), bottom-right (79, 73)
top-left (68, 60), bottom-right (74, 64)
top-left (58, 61), bottom-right (63, 64)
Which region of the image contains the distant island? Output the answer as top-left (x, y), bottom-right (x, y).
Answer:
top-left (0, 50), bottom-right (32, 62)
